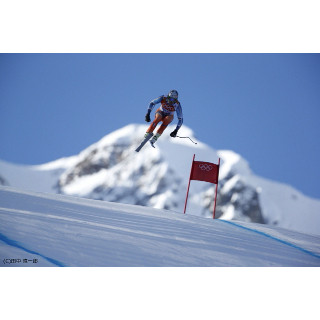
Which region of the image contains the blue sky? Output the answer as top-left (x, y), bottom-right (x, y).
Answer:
top-left (1, 53), bottom-right (320, 199)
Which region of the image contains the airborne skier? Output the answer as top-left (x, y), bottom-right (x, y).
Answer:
top-left (146, 89), bottom-right (184, 145)
top-left (135, 90), bottom-right (183, 152)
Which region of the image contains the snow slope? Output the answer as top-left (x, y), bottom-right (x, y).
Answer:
top-left (1, 124), bottom-right (320, 236)
top-left (0, 156), bottom-right (78, 193)
top-left (1, 186), bottom-right (320, 267)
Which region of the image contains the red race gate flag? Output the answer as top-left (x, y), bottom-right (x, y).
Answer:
top-left (184, 154), bottom-right (220, 219)
top-left (191, 161), bottom-right (219, 184)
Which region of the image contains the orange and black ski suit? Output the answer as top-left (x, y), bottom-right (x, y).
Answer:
top-left (146, 95), bottom-right (183, 135)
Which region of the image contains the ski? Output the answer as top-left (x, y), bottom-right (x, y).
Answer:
top-left (135, 133), bottom-right (153, 152)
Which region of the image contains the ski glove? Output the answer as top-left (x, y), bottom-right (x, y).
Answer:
top-left (170, 129), bottom-right (178, 137)
top-left (145, 111), bottom-right (151, 122)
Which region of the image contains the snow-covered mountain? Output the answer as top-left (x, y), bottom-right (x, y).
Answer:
top-left (1, 124), bottom-right (320, 236)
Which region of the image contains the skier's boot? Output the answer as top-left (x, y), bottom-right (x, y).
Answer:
top-left (150, 133), bottom-right (161, 148)
top-left (144, 132), bottom-right (153, 139)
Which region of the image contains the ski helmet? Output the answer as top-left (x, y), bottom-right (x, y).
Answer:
top-left (168, 90), bottom-right (178, 99)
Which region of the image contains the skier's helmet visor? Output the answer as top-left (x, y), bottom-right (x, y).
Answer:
top-left (168, 90), bottom-right (178, 99)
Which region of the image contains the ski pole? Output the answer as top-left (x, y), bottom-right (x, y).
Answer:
top-left (176, 136), bottom-right (197, 144)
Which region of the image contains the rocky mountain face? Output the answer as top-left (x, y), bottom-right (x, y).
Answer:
top-left (203, 174), bottom-right (264, 223)
top-left (0, 175), bottom-right (8, 186)
top-left (57, 129), bottom-right (184, 212)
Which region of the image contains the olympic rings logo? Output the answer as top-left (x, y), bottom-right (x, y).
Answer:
top-left (199, 164), bottom-right (213, 171)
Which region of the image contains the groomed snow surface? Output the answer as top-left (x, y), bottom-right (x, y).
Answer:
top-left (1, 186), bottom-right (320, 267)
